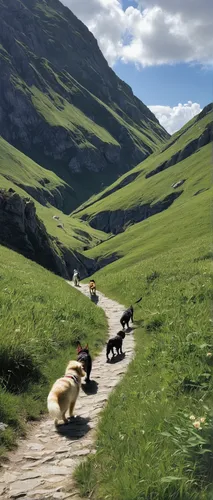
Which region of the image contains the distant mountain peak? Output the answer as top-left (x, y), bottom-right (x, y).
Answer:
top-left (0, 0), bottom-right (169, 210)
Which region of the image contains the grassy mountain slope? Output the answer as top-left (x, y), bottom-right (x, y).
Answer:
top-left (0, 0), bottom-right (169, 210)
top-left (73, 104), bottom-right (212, 235)
top-left (77, 237), bottom-right (212, 500)
top-left (74, 111), bottom-right (213, 499)
top-left (0, 137), bottom-right (108, 255)
top-left (0, 135), bottom-right (71, 208)
top-left (0, 245), bottom-right (107, 456)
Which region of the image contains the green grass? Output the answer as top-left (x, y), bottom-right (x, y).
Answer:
top-left (35, 1), bottom-right (68, 22)
top-left (74, 143), bottom-right (210, 223)
top-left (31, 87), bottom-right (119, 146)
top-left (73, 106), bottom-right (212, 219)
top-left (74, 113), bottom-right (212, 499)
top-left (0, 245), bottom-right (107, 457)
top-left (0, 170), bottom-right (107, 252)
top-left (93, 96), bottom-right (165, 153)
top-left (85, 185), bottom-right (211, 267)
top-left (76, 240), bottom-right (212, 500)
top-left (1, 0), bottom-right (170, 218)
top-left (0, 136), bottom-right (67, 195)
top-left (37, 204), bottom-right (108, 252)
top-left (0, 136), bottom-right (109, 252)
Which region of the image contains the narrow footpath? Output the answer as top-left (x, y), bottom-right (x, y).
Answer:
top-left (0, 283), bottom-right (135, 500)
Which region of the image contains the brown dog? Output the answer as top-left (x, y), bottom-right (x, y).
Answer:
top-left (89, 279), bottom-right (96, 296)
top-left (47, 361), bottom-right (85, 426)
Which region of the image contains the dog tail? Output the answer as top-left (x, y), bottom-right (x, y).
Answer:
top-left (134, 296), bottom-right (142, 304)
top-left (47, 393), bottom-right (61, 420)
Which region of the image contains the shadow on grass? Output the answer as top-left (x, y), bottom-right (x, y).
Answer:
top-left (108, 353), bottom-right (126, 364)
top-left (82, 380), bottom-right (99, 395)
top-left (56, 415), bottom-right (91, 440)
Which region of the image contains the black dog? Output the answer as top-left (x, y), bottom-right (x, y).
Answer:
top-left (120, 306), bottom-right (134, 329)
top-left (77, 343), bottom-right (92, 383)
top-left (106, 331), bottom-right (126, 362)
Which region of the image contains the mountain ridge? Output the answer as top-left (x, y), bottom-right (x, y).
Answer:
top-left (0, 0), bottom-right (169, 210)
top-left (73, 103), bottom-right (212, 235)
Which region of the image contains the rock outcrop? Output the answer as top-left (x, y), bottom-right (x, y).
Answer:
top-left (82, 191), bottom-right (183, 235)
top-left (0, 0), bottom-right (169, 208)
top-left (73, 171), bottom-right (141, 216)
top-left (0, 189), bottom-right (97, 278)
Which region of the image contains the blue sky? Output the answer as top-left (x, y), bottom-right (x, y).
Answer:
top-left (119, 0), bottom-right (213, 108)
top-left (62, 0), bottom-right (213, 133)
top-left (114, 61), bottom-right (213, 109)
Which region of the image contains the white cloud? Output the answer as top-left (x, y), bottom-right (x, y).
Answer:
top-left (61, 0), bottom-right (213, 67)
top-left (148, 101), bottom-right (202, 134)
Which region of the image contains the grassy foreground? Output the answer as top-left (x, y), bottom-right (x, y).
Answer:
top-left (0, 245), bottom-right (107, 457)
top-left (75, 165), bottom-right (212, 499)
top-left (76, 237), bottom-right (212, 499)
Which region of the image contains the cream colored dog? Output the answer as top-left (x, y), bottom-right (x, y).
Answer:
top-left (47, 360), bottom-right (85, 426)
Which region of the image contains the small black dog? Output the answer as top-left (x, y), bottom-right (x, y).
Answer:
top-left (120, 306), bottom-right (134, 329)
top-left (106, 331), bottom-right (126, 362)
top-left (77, 343), bottom-right (92, 383)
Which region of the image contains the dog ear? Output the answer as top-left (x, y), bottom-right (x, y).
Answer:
top-left (85, 343), bottom-right (89, 350)
top-left (77, 343), bottom-right (82, 353)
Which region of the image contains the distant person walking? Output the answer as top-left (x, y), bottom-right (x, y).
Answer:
top-left (73, 269), bottom-right (80, 287)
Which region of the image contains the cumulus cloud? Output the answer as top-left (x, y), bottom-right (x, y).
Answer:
top-left (148, 101), bottom-right (202, 134)
top-left (61, 0), bottom-right (213, 67)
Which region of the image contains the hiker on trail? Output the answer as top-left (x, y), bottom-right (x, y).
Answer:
top-left (73, 269), bottom-right (80, 287)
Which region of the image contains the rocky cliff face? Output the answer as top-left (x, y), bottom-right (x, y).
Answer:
top-left (81, 191), bottom-right (183, 235)
top-left (0, 189), bottom-right (97, 278)
top-left (0, 0), bottom-right (169, 208)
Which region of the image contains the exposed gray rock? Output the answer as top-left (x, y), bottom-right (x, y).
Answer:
top-left (74, 170), bottom-right (141, 216)
top-left (82, 191), bottom-right (183, 235)
top-left (0, 189), bottom-right (98, 279)
top-left (196, 103), bottom-right (213, 121)
top-left (171, 180), bottom-right (186, 189)
top-left (0, 0), bottom-right (169, 209)
top-left (0, 423), bottom-right (8, 431)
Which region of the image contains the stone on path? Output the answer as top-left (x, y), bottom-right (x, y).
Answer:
top-left (0, 283), bottom-right (135, 500)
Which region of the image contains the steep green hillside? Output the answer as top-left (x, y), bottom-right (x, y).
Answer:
top-left (0, 135), bottom-right (72, 209)
top-left (74, 103), bottom-right (212, 235)
top-left (0, 137), bottom-right (108, 256)
top-left (77, 235), bottom-right (212, 500)
top-left (0, 0), bottom-right (168, 209)
top-left (0, 245), bottom-right (107, 456)
top-left (74, 110), bottom-right (212, 499)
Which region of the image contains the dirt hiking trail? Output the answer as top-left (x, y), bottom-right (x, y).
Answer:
top-left (0, 283), bottom-right (135, 500)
